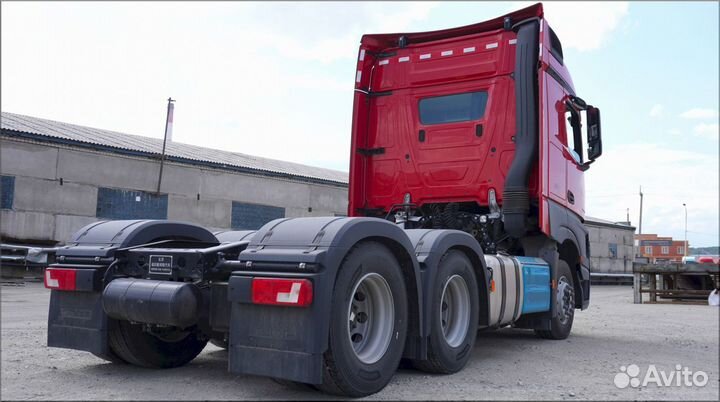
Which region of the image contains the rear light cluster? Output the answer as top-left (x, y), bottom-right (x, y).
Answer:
top-left (251, 278), bottom-right (313, 307)
top-left (44, 268), bottom-right (77, 291)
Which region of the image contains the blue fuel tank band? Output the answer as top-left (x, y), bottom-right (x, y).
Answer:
top-left (514, 256), bottom-right (551, 314)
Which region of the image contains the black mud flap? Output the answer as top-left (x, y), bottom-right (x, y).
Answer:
top-left (579, 264), bottom-right (590, 310)
top-left (47, 290), bottom-right (113, 359)
top-left (227, 274), bottom-right (325, 384)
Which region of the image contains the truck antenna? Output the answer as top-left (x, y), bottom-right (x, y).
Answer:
top-left (156, 97), bottom-right (175, 194)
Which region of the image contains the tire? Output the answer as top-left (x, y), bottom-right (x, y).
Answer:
top-left (210, 338), bottom-right (228, 349)
top-left (108, 319), bottom-right (207, 368)
top-left (534, 260), bottom-right (575, 340)
top-left (413, 250), bottom-right (479, 374)
top-left (91, 348), bottom-right (126, 364)
top-left (271, 378), bottom-right (318, 392)
top-left (317, 241), bottom-right (408, 397)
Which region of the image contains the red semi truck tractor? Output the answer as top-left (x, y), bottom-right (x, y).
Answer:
top-left (44, 3), bottom-right (602, 397)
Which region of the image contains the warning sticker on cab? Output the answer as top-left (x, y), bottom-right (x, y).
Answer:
top-left (149, 255), bottom-right (173, 275)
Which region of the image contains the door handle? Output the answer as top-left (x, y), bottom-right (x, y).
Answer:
top-left (418, 130), bottom-right (426, 142)
top-left (567, 190), bottom-right (575, 205)
top-left (475, 124), bottom-right (483, 137)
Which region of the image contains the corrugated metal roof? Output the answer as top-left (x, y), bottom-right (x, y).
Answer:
top-left (1, 111), bottom-right (349, 186)
top-left (585, 216), bottom-right (636, 230)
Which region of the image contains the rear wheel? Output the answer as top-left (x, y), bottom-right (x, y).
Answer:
top-left (91, 348), bottom-right (126, 364)
top-left (534, 260), bottom-right (575, 340)
top-left (108, 319), bottom-right (207, 368)
top-left (318, 241), bottom-right (408, 397)
top-left (413, 250), bottom-right (479, 373)
top-left (271, 378), bottom-right (318, 392)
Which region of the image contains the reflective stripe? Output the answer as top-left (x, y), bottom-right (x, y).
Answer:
top-left (398, 56), bottom-right (410, 62)
top-left (359, 49), bottom-right (366, 61)
top-left (441, 50), bottom-right (453, 56)
top-left (355, 70), bottom-right (362, 83)
top-left (486, 42), bottom-right (498, 49)
top-left (419, 53), bottom-right (431, 60)
top-left (276, 283), bottom-right (302, 303)
top-left (463, 47), bottom-right (476, 53)
top-left (495, 255), bottom-right (507, 327)
top-left (509, 39), bottom-right (517, 45)
top-left (378, 59), bottom-right (389, 66)
top-left (511, 258), bottom-right (522, 321)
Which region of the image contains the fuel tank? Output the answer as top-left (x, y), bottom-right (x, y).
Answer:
top-left (484, 255), bottom-right (550, 326)
top-left (102, 278), bottom-right (200, 328)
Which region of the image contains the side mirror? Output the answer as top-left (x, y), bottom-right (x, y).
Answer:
top-left (586, 106), bottom-right (602, 161)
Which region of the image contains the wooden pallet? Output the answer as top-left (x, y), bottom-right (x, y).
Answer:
top-left (633, 263), bottom-right (719, 304)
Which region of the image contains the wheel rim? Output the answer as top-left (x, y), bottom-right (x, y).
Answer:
top-left (556, 275), bottom-right (574, 325)
top-left (347, 273), bottom-right (395, 364)
top-left (440, 274), bottom-right (471, 348)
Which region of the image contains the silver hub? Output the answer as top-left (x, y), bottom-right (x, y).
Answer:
top-left (440, 275), bottom-right (471, 348)
top-left (556, 276), bottom-right (574, 324)
top-left (347, 273), bottom-right (394, 364)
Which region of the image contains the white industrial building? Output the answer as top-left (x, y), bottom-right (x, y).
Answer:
top-left (0, 112), bottom-right (348, 245)
top-left (585, 216), bottom-right (636, 274)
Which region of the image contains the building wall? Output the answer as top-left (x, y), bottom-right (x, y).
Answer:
top-left (586, 222), bottom-right (635, 274)
top-left (0, 138), bottom-right (348, 243)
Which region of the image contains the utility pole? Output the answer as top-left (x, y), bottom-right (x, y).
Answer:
top-left (156, 98), bottom-right (175, 194)
top-left (683, 203), bottom-right (688, 256)
top-left (638, 185), bottom-right (644, 235)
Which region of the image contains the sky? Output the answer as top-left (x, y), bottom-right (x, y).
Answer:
top-left (2, 1), bottom-right (718, 247)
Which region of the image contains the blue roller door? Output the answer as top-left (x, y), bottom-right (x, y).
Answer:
top-left (96, 187), bottom-right (168, 219)
top-left (1, 175), bottom-right (14, 209)
top-left (231, 201), bottom-right (285, 230)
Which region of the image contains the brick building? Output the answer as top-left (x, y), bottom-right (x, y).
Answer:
top-left (634, 234), bottom-right (688, 263)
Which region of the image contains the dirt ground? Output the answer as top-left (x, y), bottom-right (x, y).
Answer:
top-left (1, 283), bottom-right (718, 401)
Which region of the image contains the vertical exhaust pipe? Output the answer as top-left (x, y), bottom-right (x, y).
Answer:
top-left (503, 20), bottom-right (539, 238)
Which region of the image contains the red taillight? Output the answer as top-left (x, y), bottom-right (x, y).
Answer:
top-left (44, 268), bottom-right (77, 291)
top-left (251, 278), bottom-right (313, 307)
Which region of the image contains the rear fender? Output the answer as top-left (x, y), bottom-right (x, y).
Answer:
top-left (57, 219), bottom-right (218, 259)
top-left (405, 229), bottom-right (490, 334)
top-left (47, 220), bottom-right (218, 355)
top-left (228, 217), bottom-right (423, 384)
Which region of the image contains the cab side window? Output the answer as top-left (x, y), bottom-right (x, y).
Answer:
top-left (564, 106), bottom-right (584, 164)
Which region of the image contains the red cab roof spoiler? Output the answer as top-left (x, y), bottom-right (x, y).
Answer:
top-left (361, 3), bottom-right (544, 49)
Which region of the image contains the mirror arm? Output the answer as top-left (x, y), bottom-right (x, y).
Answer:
top-left (581, 159), bottom-right (597, 171)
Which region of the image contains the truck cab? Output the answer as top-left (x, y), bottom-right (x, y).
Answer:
top-left (349, 2), bottom-right (601, 309)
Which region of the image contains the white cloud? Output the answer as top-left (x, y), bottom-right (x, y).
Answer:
top-left (528, 1), bottom-right (630, 51)
top-left (680, 108), bottom-right (719, 119)
top-left (694, 123), bottom-right (719, 140)
top-left (242, 2), bottom-right (441, 64)
top-left (586, 144), bottom-right (719, 246)
top-left (649, 104), bottom-right (663, 117)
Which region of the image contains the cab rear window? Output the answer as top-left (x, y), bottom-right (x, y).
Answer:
top-left (419, 91), bottom-right (488, 125)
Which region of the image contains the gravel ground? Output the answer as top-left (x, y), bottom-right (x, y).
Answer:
top-left (1, 283), bottom-right (718, 401)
